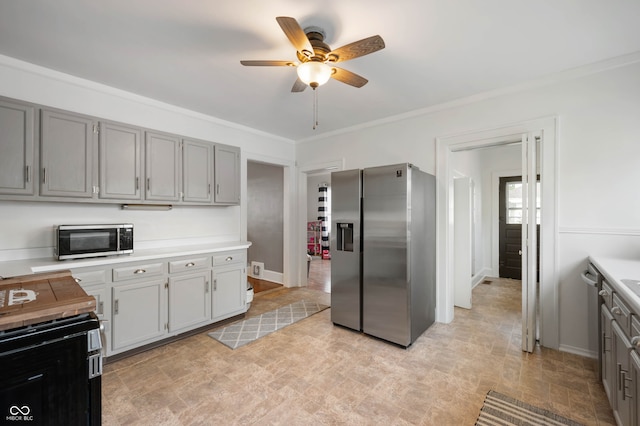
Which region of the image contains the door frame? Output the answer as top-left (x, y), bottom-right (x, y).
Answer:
top-left (436, 116), bottom-right (558, 349)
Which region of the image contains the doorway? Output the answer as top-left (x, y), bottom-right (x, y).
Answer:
top-left (498, 176), bottom-right (540, 280)
top-left (298, 160), bottom-right (342, 292)
top-left (436, 117), bottom-right (558, 351)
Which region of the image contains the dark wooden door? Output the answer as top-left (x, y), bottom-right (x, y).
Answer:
top-left (499, 176), bottom-right (540, 280)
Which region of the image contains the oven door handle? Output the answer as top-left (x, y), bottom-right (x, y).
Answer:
top-left (581, 270), bottom-right (597, 287)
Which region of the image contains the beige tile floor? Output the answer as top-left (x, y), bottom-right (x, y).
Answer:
top-left (102, 277), bottom-right (614, 425)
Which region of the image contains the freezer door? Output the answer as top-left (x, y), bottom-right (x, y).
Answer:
top-left (330, 169), bottom-right (362, 331)
top-left (362, 164), bottom-right (411, 346)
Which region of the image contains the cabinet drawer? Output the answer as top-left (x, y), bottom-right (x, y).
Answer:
top-left (72, 269), bottom-right (107, 286)
top-left (601, 280), bottom-right (614, 310)
top-left (213, 251), bottom-right (245, 266)
top-left (612, 293), bottom-right (633, 336)
top-left (113, 262), bottom-right (164, 282)
top-left (169, 256), bottom-right (211, 274)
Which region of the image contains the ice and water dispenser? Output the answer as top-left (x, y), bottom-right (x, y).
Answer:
top-left (336, 223), bottom-right (354, 252)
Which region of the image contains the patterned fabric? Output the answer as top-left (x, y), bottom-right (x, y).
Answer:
top-left (476, 390), bottom-right (584, 426)
top-left (208, 300), bottom-right (329, 349)
top-left (318, 184), bottom-right (330, 257)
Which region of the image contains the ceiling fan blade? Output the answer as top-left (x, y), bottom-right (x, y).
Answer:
top-left (276, 16), bottom-right (314, 57)
top-left (240, 60), bottom-right (295, 66)
top-left (291, 78), bottom-right (307, 92)
top-left (331, 67), bottom-right (368, 88)
top-left (328, 35), bottom-right (385, 63)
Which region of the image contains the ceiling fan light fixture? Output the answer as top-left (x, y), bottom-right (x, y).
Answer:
top-left (297, 61), bottom-right (332, 88)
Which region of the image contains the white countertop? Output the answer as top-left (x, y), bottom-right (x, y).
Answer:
top-left (590, 256), bottom-right (640, 313)
top-left (0, 241), bottom-right (252, 278)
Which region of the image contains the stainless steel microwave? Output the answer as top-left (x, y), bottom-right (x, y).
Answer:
top-left (54, 224), bottom-right (133, 260)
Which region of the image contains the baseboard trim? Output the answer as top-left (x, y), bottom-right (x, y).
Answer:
top-left (558, 344), bottom-right (597, 359)
top-left (249, 269), bottom-right (283, 285)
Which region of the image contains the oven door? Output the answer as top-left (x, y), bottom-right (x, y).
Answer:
top-left (57, 226), bottom-right (118, 259)
top-left (0, 329), bottom-right (100, 425)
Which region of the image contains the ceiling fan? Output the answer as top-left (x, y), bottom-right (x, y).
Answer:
top-left (240, 16), bottom-right (385, 92)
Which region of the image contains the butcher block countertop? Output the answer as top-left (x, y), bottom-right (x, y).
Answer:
top-left (0, 270), bottom-right (96, 331)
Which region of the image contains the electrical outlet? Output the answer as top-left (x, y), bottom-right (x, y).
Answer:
top-left (251, 261), bottom-right (264, 278)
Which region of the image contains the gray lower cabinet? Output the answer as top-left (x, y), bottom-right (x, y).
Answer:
top-left (168, 255), bottom-right (212, 333)
top-left (0, 98), bottom-right (36, 196)
top-left (613, 320), bottom-right (633, 425)
top-left (212, 251), bottom-right (246, 321)
top-left (145, 131), bottom-right (181, 202)
top-left (40, 108), bottom-right (96, 198)
top-left (602, 305), bottom-right (615, 405)
top-left (598, 273), bottom-right (640, 426)
top-left (99, 121), bottom-right (142, 200)
top-left (214, 144), bottom-right (240, 204)
top-left (70, 249), bottom-right (246, 358)
top-left (168, 271), bottom-right (211, 333)
top-left (112, 278), bottom-right (167, 352)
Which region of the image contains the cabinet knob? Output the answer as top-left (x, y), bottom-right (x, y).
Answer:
top-left (631, 336), bottom-right (640, 347)
top-left (74, 277), bottom-right (82, 283)
top-left (225, 256), bottom-right (233, 262)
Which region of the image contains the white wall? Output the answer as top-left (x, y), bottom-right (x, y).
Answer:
top-left (296, 57), bottom-right (640, 356)
top-left (0, 55), bottom-right (296, 261)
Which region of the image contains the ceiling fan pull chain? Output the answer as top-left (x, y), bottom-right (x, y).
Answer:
top-left (313, 87), bottom-right (318, 130)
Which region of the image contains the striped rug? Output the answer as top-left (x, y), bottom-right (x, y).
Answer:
top-left (475, 390), bottom-right (584, 426)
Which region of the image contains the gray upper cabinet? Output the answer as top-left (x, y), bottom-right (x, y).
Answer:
top-left (99, 121), bottom-right (142, 200)
top-left (40, 109), bottom-right (95, 198)
top-left (0, 98), bottom-right (36, 196)
top-left (145, 131), bottom-right (181, 202)
top-left (0, 97), bottom-right (241, 206)
top-left (182, 139), bottom-right (213, 203)
top-left (214, 144), bottom-right (240, 204)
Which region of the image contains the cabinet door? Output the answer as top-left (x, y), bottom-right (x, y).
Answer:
top-left (168, 271), bottom-right (211, 333)
top-left (631, 351), bottom-right (640, 426)
top-left (0, 98), bottom-right (35, 195)
top-left (145, 131), bottom-right (181, 201)
top-left (183, 139), bottom-right (213, 203)
top-left (99, 121), bottom-right (142, 200)
top-left (214, 144), bottom-right (240, 204)
top-left (613, 321), bottom-right (633, 426)
top-left (40, 109), bottom-right (95, 198)
top-left (602, 305), bottom-right (615, 406)
top-left (212, 266), bottom-right (246, 321)
top-left (112, 279), bottom-right (166, 351)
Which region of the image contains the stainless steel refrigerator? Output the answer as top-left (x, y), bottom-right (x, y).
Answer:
top-left (330, 163), bottom-right (436, 347)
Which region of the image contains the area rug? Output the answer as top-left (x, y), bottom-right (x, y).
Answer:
top-left (475, 390), bottom-right (584, 426)
top-left (208, 300), bottom-right (329, 349)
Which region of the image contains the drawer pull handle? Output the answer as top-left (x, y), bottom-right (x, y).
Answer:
top-left (134, 269), bottom-right (146, 274)
top-left (225, 256), bottom-right (233, 262)
top-left (632, 336), bottom-right (640, 347)
top-left (611, 306), bottom-right (622, 315)
top-left (185, 262), bottom-right (195, 267)
top-left (74, 277), bottom-right (82, 283)
top-left (598, 290), bottom-right (608, 297)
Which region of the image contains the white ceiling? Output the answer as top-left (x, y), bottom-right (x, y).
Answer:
top-left (1, 0), bottom-right (639, 141)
